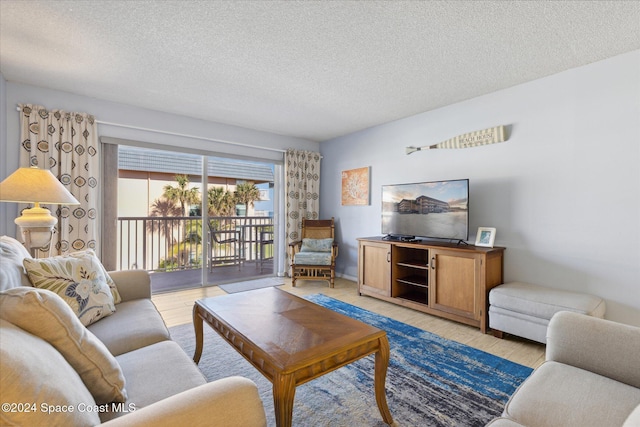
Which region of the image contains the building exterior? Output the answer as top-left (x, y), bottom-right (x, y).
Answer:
top-left (416, 195), bottom-right (450, 214)
top-left (117, 146), bottom-right (274, 217)
top-left (396, 196), bottom-right (450, 214)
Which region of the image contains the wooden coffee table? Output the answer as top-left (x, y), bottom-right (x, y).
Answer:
top-left (193, 287), bottom-right (393, 427)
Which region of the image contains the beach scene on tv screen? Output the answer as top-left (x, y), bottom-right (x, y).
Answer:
top-left (382, 180), bottom-right (468, 239)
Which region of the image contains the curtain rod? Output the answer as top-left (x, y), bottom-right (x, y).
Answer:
top-left (16, 106), bottom-right (286, 153)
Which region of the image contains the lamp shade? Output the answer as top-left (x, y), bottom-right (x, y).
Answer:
top-left (0, 167), bottom-right (81, 253)
top-left (0, 167), bottom-right (80, 205)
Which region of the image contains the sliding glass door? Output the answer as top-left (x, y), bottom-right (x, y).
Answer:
top-left (203, 155), bottom-right (276, 285)
top-left (113, 145), bottom-right (277, 293)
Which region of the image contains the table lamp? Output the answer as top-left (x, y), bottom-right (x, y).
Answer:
top-left (0, 166), bottom-right (80, 254)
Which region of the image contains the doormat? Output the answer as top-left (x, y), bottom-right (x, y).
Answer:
top-left (218, 277), bottom-right (284, 294)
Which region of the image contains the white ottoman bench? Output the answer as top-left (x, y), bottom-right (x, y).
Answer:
top-left (489, 282), bottom-right (606, 344)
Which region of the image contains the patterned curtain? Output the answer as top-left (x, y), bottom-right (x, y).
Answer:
top-left (19, 104), bottom-right (99, 257)
top-left (284, 149), bottom-right (321, 273)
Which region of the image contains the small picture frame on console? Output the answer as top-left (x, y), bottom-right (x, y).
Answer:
top-left (475, 227), bottom-right (496, 247)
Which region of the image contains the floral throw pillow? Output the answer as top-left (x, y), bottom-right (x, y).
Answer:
top-left (23, 250), bottom-right (118, 326)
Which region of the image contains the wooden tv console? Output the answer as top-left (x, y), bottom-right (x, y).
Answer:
top-left (357, 237), bottom-right (505, 333)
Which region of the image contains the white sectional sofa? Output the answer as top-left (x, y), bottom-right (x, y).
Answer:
top-left (0, 235), bottom-right (267, 426)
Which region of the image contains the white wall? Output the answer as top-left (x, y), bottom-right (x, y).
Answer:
top-left (2, 81), bottom-right (319, 237)
top-left (320, 50), bottom-right (640, 326)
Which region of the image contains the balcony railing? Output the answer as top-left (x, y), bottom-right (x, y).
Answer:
top-left (116, 215), bottom-right (273, 272)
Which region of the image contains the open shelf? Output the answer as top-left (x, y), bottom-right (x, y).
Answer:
top-left (393, 245), bottom-right (429, 304)
top-left (396, 290), bottom-right (428, 305)
top-left (396, 275), bottom-right (427, 288)
top-left (396, 260), bottom-right (429, 270)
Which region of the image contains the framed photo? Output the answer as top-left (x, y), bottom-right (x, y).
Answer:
top-left (341, 166), bottom-right (370, 205)
top-left (475, 227), bottom-right (496, 247)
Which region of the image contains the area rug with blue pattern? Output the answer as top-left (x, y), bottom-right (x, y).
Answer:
top-left (170, 293), bottom-right (532, 426)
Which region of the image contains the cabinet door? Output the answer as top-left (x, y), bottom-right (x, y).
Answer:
top-left (358, 241), bottom-right (391, 297)
top-left (429, 249), bottom-right (481, 320)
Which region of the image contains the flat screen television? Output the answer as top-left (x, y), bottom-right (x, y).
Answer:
top-left (381, 178), bottom-right (469, 242)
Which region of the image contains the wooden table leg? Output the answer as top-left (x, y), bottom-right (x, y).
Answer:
top-left (374, 335), bottom-right (394, 425)
top-left (192, 304), bottom-right (204, 364)
top-left (273, 372), bottom-right (296, 427)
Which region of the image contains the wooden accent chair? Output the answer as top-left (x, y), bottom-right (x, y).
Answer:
top-left (289, 218), bottom-right (338, 288)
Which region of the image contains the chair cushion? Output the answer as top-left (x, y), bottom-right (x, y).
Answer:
top-left (503, 361), bottom-right (640, 427)
top-left (294, 251), bottom-right (332, 265)
top-left (300, 238), bottom-right (333, 253)
top-left (0, 287), bottom-right (127, 404)
top-left (88, 299), bottom-right (170, 356)
top-left (103, 341), bottom-right (206, 422)
top-left (0, 235), bottom-right (33, 291)
top-left (23, 249), bottom-right (121, 326)
top-left (0, 319), bottom-right (101, 427)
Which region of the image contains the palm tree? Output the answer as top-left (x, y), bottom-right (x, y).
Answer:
top-left (234, 182), bottom-right (261, 217)
top-left (207, 187), bottom-right (236, 217)
top-left (162, 175), bottom-right (201, 260)
top-left (150, 197), bottom-right (182, 217)
top-left (162, 174), bottom-right (200, 217)
top-left (148, 196), bottom-right (182, 244)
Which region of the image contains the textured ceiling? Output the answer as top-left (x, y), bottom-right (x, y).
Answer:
top-left (1, 1), bottom-right (639, 142)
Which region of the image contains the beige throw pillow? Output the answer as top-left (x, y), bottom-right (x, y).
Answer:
top-left (23, 249), bottom-right (121, 326)
top-left (0, 319), bottom-right (102, 427)
top-left (0, 287), bottom-right (127, 404)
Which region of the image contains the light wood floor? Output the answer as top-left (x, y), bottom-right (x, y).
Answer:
top-left (152, 277), bottom-right (546, 369)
